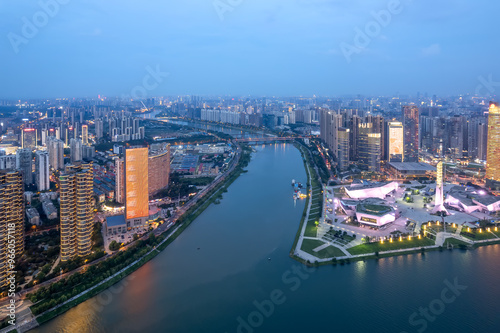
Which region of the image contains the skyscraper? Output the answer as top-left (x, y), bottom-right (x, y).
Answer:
top-left (115, 158), bottom-right (125, 204)
top-left (48, 137), bottom-right (65, 170)
top-left (22, 128), bottom-right (37, 149)
top-left (358, 123), bottom-right (381, 172)
top-left (70, 138), bottom-right (83, 163)
top-left (387, 122), bottom-right (404, 162)
top-left (337, 128), bottom-right (350, 171)
top-left (35, 151), bottom-right (50, 191)
top-left (16, 148), bottom-right (32, 185)
top-left (60, 162), bottom-right (93, 261)
top-left (148, 147), bottom-right (170, 195)
top-left (486, 102), bottom-right (500, 189)
top-left (95, 119), bottom-right (104, 140)
top-left (125, 147), bottom-right (149, 227)
top-left (403, 105), bottom-right (419, 162)
top-left (0, 170), bottom-right (25, 287)
top-left (82, 125), bottom-right (89, 145)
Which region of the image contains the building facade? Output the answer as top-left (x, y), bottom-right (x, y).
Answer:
top-left (148, 147), bottom-right (170, 196)
top-left (0, 170), bottom-right (25, 287)
top-left (486, 103), bottom-right (500, 189)
top-left (35, 151), bottom-right (50, 191)
top-left (125, 147), bottom-right (149, 227)
top-left (403, 105), bottom-right (419, 162)
top-left (60, 162), bottom-right (93, 261)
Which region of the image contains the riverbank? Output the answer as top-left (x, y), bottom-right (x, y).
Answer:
top-left (10, 144), bottom-right (252, 333)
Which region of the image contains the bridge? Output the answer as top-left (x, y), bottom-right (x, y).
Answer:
top-left (234, 136), bottom-right (305, 143)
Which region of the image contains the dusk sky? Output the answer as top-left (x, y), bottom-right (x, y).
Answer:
top-left (0, 0), bottom-right (499, 99)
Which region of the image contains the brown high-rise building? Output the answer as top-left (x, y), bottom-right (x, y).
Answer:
top-left (148, 146), bottom-right (170, 196)
top-left (0, 170), bottom-right (25, 287)
top-left (403, 105), bottom-right (419, 162)
top-left (125, 147), bottom-right (149, 227)
top-left (60, 162), bottom-right (93, 261)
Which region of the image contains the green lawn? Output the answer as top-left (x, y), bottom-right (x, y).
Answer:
top-left (305, 219), bottom-right (318, 237)
top-left (443, 238), bottom-right (469, 247)
top-left (301, 239), bottom-right (325, 255)
top-left (315, 245), bottom-right (346, 259)
top-left (348, 238), bottom-right (435, 255)
top-left (460, 230), bottom-right (498, 241)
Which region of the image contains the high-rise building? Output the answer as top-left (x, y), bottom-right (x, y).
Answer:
top-left (349, 115), bottom-right (362, 161)
top-left (387, 122), bottom-right (404, 162)
top-left (486, 102), bottom-right (500, 189)
top-left (337, 128), bottom-right (350, 171)
top-left (16, 148), bottom-right (32, 185)
top-left (35, 151), bottom-right (50, 191)
top-left (0, 154), bottom-right (16, 170)
top-left (59, 162), bottom-right (93, 261)
top-left (70, 138), bottom-right (83, 163)
top-left (0, 170), bottom-right (25, 287)
top-left (22, 128), bottom-right (37, 149)
top-left (478, 122), bottom-right (488, 161)
top-left (148, 147), bottom-right (170, 195)
top-left (358, 123), bottom-right (381, 172)
top-left (125, 147), bottom-right (149, 227)
top-left (48, 137), bottom-right (64, 170)
top-left (115, 158), bottom-right (125, 204)
top-left (319, 110), bottom-right (341, 157)
top-left (432, 161), bottom-right (447, 214)
top-left (95, 119), bottom-right (104, 140)
top-left (403, 105), bottom-right (419, 162)
top-left (82, 125), bottom-right (88, 145)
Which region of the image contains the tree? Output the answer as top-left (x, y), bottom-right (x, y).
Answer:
top-left (109, 241), bottom-right (120, 251)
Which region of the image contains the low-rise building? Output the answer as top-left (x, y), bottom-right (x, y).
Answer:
top-left (26, 208), bottom-right (41, 225)
top-left (42, 200), bottom-right (58, 220)
top-left (105, 215), bottom-right (127, 235)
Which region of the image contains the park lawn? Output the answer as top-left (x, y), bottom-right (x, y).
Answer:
top-left (305, 218), bottom-right (318, 237)
top-left (460, 230), bottom-right (498, 241)
top-left (443, 238), bottom-right (470, 247)
top-left (315, 245), bottom-right (345, 259)
top-left (347, 238), bottom-right (435, 255)
top-left (428, 225), bottom-right (458, 234)
top-left (301, 239), bottom-right (325, 255)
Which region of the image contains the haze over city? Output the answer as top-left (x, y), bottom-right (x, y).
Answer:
top-left (1, 0), bottom-right (500, 98)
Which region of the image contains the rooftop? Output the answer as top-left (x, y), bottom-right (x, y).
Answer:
top-left (106, 215), bottom-right (126, 227)
top-left (389, 162), bottom-right (436, 172)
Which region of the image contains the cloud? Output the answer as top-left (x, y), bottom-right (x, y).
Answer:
top-left (421, 43), bottom-right (441, 57)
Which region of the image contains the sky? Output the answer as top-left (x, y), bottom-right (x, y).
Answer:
top-left (0, 0), bottom-right (499, 99)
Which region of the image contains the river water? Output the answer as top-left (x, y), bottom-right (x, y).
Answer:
top-left (31, 142), bottom-right (500, 333)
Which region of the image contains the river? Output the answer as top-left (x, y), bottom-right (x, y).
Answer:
top-left (31, 142), bottom-right (500, 333)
